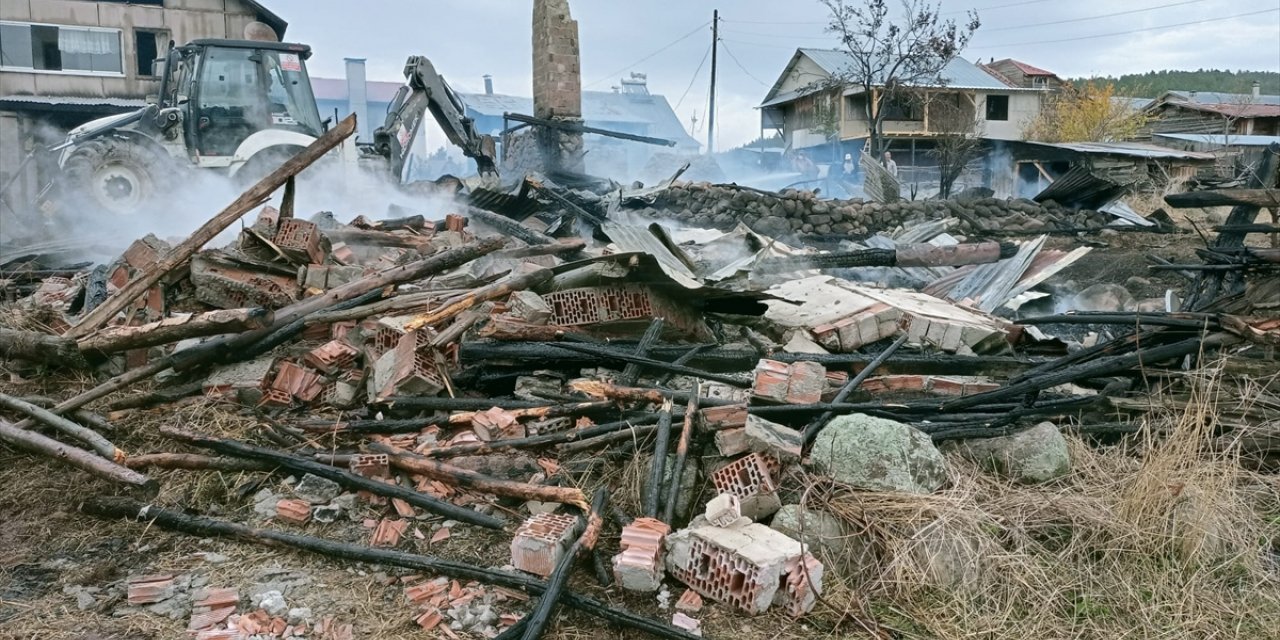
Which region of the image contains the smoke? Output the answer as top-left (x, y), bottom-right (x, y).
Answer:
top-left (12, 145), bottom-right (467, 266)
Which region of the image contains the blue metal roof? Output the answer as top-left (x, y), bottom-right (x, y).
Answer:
top-left (459, 90), bottom-right (700, 149)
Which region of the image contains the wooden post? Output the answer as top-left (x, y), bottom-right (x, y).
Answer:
top-left (67, 115), bottom-right (358, 337)
top-left (0, 420), bottom-right (151, 488)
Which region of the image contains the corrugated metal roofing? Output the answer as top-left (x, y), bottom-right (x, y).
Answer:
top-left (1153, 133), bottom-right (1280, 147)
top-left (1165, 90), bottom-right (1280, 106)
top-left (1027, 140), bottom-right (1216, 160)
top-left (0, 95), bottom-right (146, 108)
top-left (461, 91), bottom-right (700, 149)
top-left (798, 48), bottom-right (1026, 91)
top-left (1171, 102), bottom-right (1280, 118)
top-left (1111, 96), bottom-right (1154, 112)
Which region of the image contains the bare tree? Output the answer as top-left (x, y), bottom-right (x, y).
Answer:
top-left (820, 0), bottom-right (979, 160)
top-left (926, 93), bottom-right (984, 198)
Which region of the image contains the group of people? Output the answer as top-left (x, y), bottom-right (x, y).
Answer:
top-left (790, 150), bottom-right (899, 180)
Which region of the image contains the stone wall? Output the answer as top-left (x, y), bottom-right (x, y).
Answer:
top-left (627, 182), bottom-right (1114, 238)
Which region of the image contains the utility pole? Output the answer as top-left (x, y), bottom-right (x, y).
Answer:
top-left (706, 9), bottom-right (718, 155)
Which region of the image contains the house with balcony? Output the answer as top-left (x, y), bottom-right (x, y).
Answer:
top-left (758, 48), bottom-right (1046, 171)
top-left (0, 0), bottom-right (287, 220)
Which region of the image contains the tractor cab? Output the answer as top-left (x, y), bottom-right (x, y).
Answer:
top-left (159, 39), bottom-right (324, 159)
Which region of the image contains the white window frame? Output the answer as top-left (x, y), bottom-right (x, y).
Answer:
top-left (0, 20), bottom-right (126, 77)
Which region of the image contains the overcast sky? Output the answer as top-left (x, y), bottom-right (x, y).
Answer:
top-left (270, 0), bottom-right (1280, 150)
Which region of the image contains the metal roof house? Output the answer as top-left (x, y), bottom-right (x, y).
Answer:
top-left (311, 71), bottom-right (698, 178)
top-left (1143, 85), bottom-right (1280, 137)
top-left (759, 48), bottom-right (1046, 155)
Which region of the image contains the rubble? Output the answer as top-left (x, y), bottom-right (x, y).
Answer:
top-left (1, 75), bottom-right (1276, 640)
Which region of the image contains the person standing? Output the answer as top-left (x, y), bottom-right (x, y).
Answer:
top-left (882, 150), bottom-right (899, 178)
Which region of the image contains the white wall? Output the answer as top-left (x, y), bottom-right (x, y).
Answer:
top-left (979, 92), bottom-right (1042, 140)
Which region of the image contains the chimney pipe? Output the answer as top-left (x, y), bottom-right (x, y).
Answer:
top-left (483, 74), bottom-right (493, 95)
top-left (345, 58), bottom-right (369, 142)
top-left (1253, 81), bottom-right (1261, 99)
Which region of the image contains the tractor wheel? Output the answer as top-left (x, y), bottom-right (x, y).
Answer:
top-left (61, 137), bottom-right (177, 216)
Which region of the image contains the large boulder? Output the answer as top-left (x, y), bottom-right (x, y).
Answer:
top-left (948, 421), bottom-right (1071, 484)
top-left (770, 505), bottom-right (847, 553)
top-left (810, 414), bottom-right (948, 494)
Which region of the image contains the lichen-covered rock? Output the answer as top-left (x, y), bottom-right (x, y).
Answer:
top-left (947, 421), bottom-right (1071, 484)
top-left (810, 414), bottom-right (947, 494)
top-left (770, 505), bottom-right (846, 553)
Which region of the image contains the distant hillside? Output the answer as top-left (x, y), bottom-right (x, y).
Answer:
top-left (1068, 69), bottom-right (1280, 98)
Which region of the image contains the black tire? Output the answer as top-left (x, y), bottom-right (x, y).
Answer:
top-left (60, 136), bottom-right (178, 216)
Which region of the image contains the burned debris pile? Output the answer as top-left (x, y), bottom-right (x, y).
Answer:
top-left (622, 180), bottom-right (1125, 238)
top-left (1, 134), bottom-right (1278, 639)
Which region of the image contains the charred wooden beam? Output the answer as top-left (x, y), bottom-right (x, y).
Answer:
top-left (642, 400), bottom-right (674, 519)
top-left (620, 318), bottom-right (666, 386)
top-left (1017, 312), bottom-right (1219, 329)
top-left (80, 496), bottom-right (700, 640)
top-left (662, 389), bottom-right (699, 525)
top-left (160, 426), bottom-right (504, 529)
top-left (368, 442), bottom-right (589, 509)
top-left (1164, 188), bottom-right (1280, 209)
top-left (123, 453), bottom-right (278, 472)
top-left (415, 415), bottom-right (661, 458)
top-left (753, 241), bottom-right (1016, 273)
top-left (551, 342), bottom-right (749, 387)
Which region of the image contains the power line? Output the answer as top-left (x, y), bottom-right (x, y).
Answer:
top-left (726, 0), bottom-right (1215, 40)
top-left (983, 0), bottom-right (1213, 32)
top-left (971, 7), bottom-right (1279, 49)
top-left (675, 43), bottom-right (713, 110)
top-left (719, 40), bottom-right (770, 86)
top-left (720, 0), bottom-right (1053, 25)
top-left (584, 20), bottom-right (711, 88)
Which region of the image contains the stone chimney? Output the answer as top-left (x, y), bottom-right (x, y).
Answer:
top-left (1253, 81), bottom-right (1261, 99)
top-left (484, 74), bottom-right (494, 95)
top-left (531, 0), bottom-right (584, 172)
top-left (344, 58), bottom-right (369, 142)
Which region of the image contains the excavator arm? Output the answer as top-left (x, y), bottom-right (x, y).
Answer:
top-left (372, 55), bottom-right (498, 180)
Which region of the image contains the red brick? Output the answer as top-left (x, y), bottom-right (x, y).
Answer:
top-left (303, 340), bottom-right (359, 374)
top-left (511, 513), bottom-right (579, 577)
top-left (349, 453), bottom-right (390, 479)
top-left (275, 498), bottom-right (311, 524)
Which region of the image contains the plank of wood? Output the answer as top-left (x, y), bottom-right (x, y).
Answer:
top-left (66, 115), bottom-right (358, 337)
top-left (1164, 188), bottom-right (1280, 209)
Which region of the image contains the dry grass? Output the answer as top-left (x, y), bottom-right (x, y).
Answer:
top-left (793, 363), bottom-right (1280, 639)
